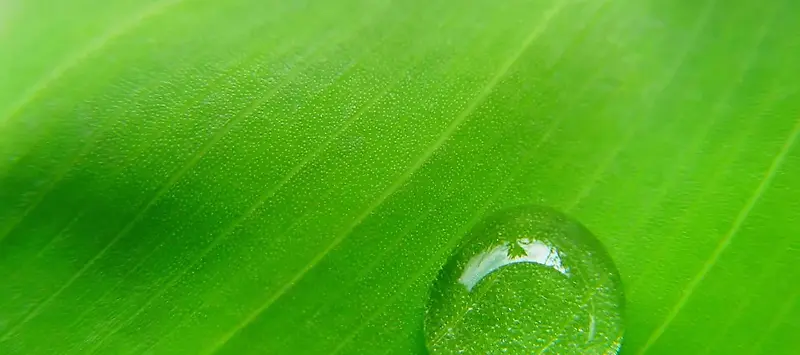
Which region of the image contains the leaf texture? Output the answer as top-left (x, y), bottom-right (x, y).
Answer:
top-left (1, 0), bottom-right (799, 354)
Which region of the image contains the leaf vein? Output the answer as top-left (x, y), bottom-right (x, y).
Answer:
top-left (85, 72), bottom-right (394, 353)
top-left (0, 0), bottom-right (188, 128)
top-left (563, 0), bottom-right (718, 212)
top-left (204, 2), bottom-right (570, 352)
top-left (637, 117), bottom-right (800, 354)
top-left (0, 43), bottom-right (321, 344)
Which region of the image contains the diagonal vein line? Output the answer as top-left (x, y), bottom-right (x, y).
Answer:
top-left (637, 117), bottom-right (800, 354)
top-left (331, 188), bottom-right (508, 355)
top-left (563, 0), bottom-right (718, 212)
top-left (150, 171), bottom-right (348, 354)
top-left (536, 244), bottom-right (604, 354)
top-left (330, 61), bottom-right (588, 352)
top-left (3, 40), bottom-right (282, 333)
top-left (327, 166), bottom-right (483, 354)
top-left (331, 114), bottom-right (574, 354)
top-left (0, 79), bottom-right (159, 243)
top-left (0, 0), bottom-right (188, 128)
top-left (369, 95), bottom-right (600, 355)
top-left (430, 276), bottom-right (502, 346)
top-left (166, 2), bottom-right (603, 347)
top-left (429, 10), bottom-right (602, 345)
top-left (536, 312), bottom-right (583, 355)
top-left (429, 170), bottom-right (598, 350)
top-left (698, 239), bottom-right (796, 355)
top-left (80, 10), bottom-right (401, 350)
top-left (134, 185), bottom-right (342, 355)
top-left (0, 45), bottom-right (322, 344)
top-left (6, 212), bottom-right (84, 279)
top-left (205, 3), bottom-right (570, 353)
top-left (622, 0), bottom-right (775, 292)
top-left (0, 110), bottom-right (120, 244)
top-left (0, 20), bottom-right (273, 245)
top-left (85, 78), bottom-right (396, 352)
top-left (748, 291), bottom-right (798, 354)
top-left (612, 43), bottom-right (763, 278)
top-left (633, 6), bottom-right (785, 345)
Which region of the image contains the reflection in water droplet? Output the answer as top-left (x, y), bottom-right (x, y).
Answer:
top-left (424, 205), bottom-right (624, 355)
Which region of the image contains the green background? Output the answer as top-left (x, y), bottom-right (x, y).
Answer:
top-left (1, 0), bottom-right (798, 354)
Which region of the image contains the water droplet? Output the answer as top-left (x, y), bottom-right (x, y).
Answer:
top-left (425, 205), bottom-right (624, 355)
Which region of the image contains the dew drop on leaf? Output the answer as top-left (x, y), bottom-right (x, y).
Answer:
top-left (424, 205), bottom-right (624, 355)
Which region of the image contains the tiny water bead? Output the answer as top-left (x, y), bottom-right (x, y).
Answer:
top-left (424, 205), bottom-right (624, 355)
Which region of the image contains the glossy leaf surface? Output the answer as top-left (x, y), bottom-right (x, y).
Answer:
top-left (1, 0), bottom-right (799, 354)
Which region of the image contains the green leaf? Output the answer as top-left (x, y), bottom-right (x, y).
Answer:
top-left (1, 0), bottom-right (798, 354)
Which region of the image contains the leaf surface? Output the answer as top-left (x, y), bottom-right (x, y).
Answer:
top-left (1, 0), bottom-right (799, 354)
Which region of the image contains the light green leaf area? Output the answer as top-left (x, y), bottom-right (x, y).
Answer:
top-left (1, 0), bottom-right (798, 354)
